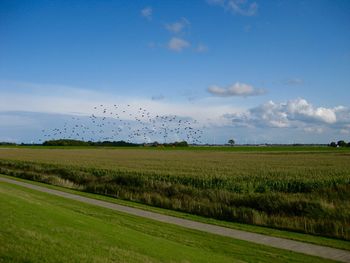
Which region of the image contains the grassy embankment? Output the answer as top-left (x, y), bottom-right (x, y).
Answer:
top-left (0, 146), bottom-right (349, 241)
top-left (0, 181), bottom-right (335, 263)
top-left (2, 174), bottom-right (349, 251)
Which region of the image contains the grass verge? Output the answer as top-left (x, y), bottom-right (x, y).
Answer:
top-left (1, 174), bottom-right (349, 251)
top-left (0, 180), bottom-right (336, 263)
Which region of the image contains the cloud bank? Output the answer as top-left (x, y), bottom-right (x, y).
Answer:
top-left (0, 81), bottom-right (239, 126)
top-left (1, 81), bottom-right (349, 144)
top-left (225, 98), bottom-right (350, 130)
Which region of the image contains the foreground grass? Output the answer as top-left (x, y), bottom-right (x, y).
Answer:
top-left (0, 181), bottom-right (334, 263)
top-left (1, 174), bottom-right (349, 251)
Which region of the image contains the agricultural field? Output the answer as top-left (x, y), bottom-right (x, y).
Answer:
top-left (1, 181), bottom-right (335, 263)
top-left (0, 146), bottom-right (349, 241)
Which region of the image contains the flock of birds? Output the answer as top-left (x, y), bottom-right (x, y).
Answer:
top-left (40, 104), bottom-right (204, 144)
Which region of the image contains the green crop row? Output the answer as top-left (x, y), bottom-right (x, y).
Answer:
top-left (1, 157), bottom-right (349, 240)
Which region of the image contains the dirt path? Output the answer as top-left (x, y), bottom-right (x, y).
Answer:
top-left (1, 176), bottom-right (349, 262)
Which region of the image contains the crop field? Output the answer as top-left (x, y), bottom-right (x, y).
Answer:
top-left (0, 146), bottom-right (349, 240)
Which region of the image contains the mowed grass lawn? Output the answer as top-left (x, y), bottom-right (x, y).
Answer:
top-left (0, 182), bottom-right (334, 263)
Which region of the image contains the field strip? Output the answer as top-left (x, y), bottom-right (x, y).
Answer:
top-left (1, 176), bottom-right (349, 262)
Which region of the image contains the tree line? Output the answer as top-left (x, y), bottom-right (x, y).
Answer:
top-left (42, 139), bottom-right (188, 147)
top-left (329, 140), bottom-right (350, 147)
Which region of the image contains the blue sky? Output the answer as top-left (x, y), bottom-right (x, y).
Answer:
top-left (0, 0), bottom-right (350, 144)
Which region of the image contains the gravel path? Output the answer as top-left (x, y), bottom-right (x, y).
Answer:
top-left (1, 176), bottom-right (349, 262)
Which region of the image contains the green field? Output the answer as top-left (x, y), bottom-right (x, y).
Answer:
top-left (0, 146), bottom-right (349, 241)
top-left (1, 181), bottom-right (334, 263)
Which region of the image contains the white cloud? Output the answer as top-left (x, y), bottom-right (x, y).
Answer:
top-left (225, 98), bottom-right (349, 130)
top-left (141, 7), bottom-right (152, 20)
top-left (165, 18), bottom-right (190, 33)
top-left (286, 98), bottom-right (336, 124)
top-left (332, 106), bottom-right (350, 124)
top-left (243, 24), bottom-right (252, 32)
top-left (283, 78), bottom-right (304, 85)
top-left (228, 0), bottom-right (258, 16)
top-left (208, 0), bottom-right (258, 16)
top-left (196, 44), bottom-right (208, 53)
top-left (207, 0), bottom-right (225, 5)
top-left (304, 127), bottom-right (324, 134)
top-left (340, 128), bottom-right (350, 135)
top-left (168, 37), bottom-right (190, 52)
top-left (208, 82), bottom-right (266, 97)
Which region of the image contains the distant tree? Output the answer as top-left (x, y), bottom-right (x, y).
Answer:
top-left (347, 142), bottom-right (350, 147)
top-left (329, 142), bottom-right (337, 147)
top-left (228, 139), bottom-right (235, 146)
top-left (162, 141), bottom-right (188, 147)
top-left (0, 142), bottom-right (17, 146)
top-left (174, 141), bottom-right (188, 147)
top-left (337, 140), bottom-right (347, 147)
top-left (42, 139), bottom-right (139, 147)
top-left (43, 139), bottom-right (89, 146)
top-left (151, 141), bottom-right (159, 147)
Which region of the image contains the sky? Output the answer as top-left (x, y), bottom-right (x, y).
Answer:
top-left (0, 0), bottom-right (350, 144)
